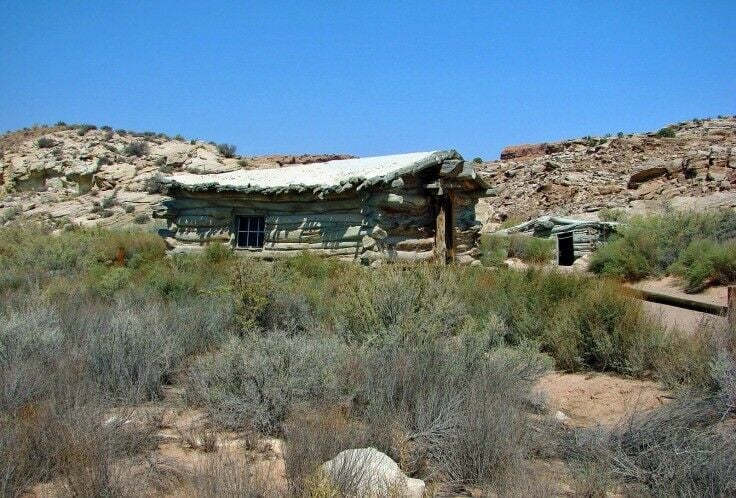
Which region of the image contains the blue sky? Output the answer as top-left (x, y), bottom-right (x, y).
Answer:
top-left (1, 1), bottom-right (734, 159)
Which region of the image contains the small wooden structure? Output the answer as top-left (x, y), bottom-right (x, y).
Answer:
top-left (155, 151), bottom-right (492, 263)
top-left (500, 216), bottom-right (619, 265)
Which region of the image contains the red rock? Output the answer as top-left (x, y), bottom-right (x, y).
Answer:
top-left (500, 143), bottom-right (548, 160)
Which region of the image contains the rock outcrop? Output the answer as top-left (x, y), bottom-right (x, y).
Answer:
top-left (0, 124), bottom-right (353, 229)
top-left (477, 116), bottom-right (736, 229)
top-left (2, 117), bottom-right (735, 232)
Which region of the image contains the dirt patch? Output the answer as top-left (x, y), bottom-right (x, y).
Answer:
top-left (537, 372), bottom-right (671, 427)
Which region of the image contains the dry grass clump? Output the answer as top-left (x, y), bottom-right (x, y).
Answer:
top-left (186, 332), bottom-right (344, 434)
top-left (188, 452), bottom-right (277, 497)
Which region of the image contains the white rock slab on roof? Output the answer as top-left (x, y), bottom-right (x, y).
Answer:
top-left (165, 150), bottom-right (459, 194)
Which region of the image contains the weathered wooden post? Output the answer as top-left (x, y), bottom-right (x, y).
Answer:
top-left (728, 286), bottom-right (736, 325)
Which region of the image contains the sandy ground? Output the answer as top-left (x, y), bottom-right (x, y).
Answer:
top-left (536, 372), bottom-right (670, 427)
top-left (629, 276), bottom-right (728, 333)
top-left (643, 300), bottom-right (726, 333)
top-left (628, 276), bottom-right (727, 308)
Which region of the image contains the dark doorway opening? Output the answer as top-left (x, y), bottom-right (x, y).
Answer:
top-left (557, 233), bottom-right (575, 266)
top-left (443, 195), bottom-right (454, 253)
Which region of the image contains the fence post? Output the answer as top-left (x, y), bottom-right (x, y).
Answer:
top-left (728, 286), bottom-right (736, 325)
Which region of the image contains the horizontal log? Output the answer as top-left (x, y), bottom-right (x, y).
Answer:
top-left (175, 215), bottom-right (230, 228)
top-left (266, 225), bottom-right (369, 243)
top-left (178, 207), bottom-right (234, 219)
top-left (361, 249), bottom-right (435, 262)
top-left (235, 247), bottom-right (364, 259)
top-left (368, 192), bottom-right (429, 212)
top-left (264, 241), bottom-right (363, 250)
top-left (267, 213), bottom-right (367, 225)
top-left (174, 227), bottom-right (230, 242)
top-left (387, 237), bottom-right (435, 251)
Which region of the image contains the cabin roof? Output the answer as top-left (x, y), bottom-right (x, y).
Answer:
top-left (163, 150), bottom-right (490, 196)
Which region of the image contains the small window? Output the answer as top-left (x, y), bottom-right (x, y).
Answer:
top-left (235, 216), bottom-right (265, 248)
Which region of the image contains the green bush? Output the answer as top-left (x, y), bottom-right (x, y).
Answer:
top-left (36, 137), bottom-right (56, 148)
top-left (598, 207), bottom-right (626, 222)
top-left (590, 210), bottom-right (736, 282)
top-left (479, 233), bottom-right (509, 266)
top-left (671, 239), bottom-right (736, 292)
top-left (216, 143), bottom-right (236, 158)
top-left (655, 126), bottom-right (677, 138)
top-left (123, 140), bottom-right (149, 157)
top-left (186, 333), bottom-right (344, 434)
top-left (508, 234), bottom-right (555, 263)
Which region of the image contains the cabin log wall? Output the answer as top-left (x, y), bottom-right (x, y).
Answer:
top-left (157, 159), bottom-right (487, 263)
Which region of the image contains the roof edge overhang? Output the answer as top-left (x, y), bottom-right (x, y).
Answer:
top-left (160, 149), bottom-right (493, 197)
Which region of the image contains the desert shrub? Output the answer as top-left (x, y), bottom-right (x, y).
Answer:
top-left (333, 264), bottom-right (466, 343)
top-left (455, 267), bottom-right (667, 375)
top-left (144, 172), bottom-right (165, 193)
top-left (0, 206), bottom-right (20, 224)
top-left (79, 301), bottom-right (185, 402)
top-left (76, 124), bottom-right (97, 136)
top-left (589, 232), bottom-right (656, 280)
top-left (133, 214), bottom-right (151, 224)
top-left (508, 234), bottom-right (555, 263)
top-left (186, 333), bottom-right (344, 434)
top-left (216, 143), bottom-right (237, 158)
top-left (284, 407), bottom-right (369, 496)
top-left (351, 337), bottom-right (552, 488)
top-left (565, 395), bottom-right (736, 496)
top-left (36, 137), bottom-right (56, 148)
top-left (204, 242), bottom-right (232, 263)
top-left (123, 140), bottom-right (149, 157)
top-left (671, 239), bottom-right (736, 292)
top-left (231, 258), bottom-right (274, 331)
top-left (189, 451), bottom-right (276, 497)
top-left (591, 209), bottom-right (736, 281)
top-left (237, 158), bottom-right (249, 167)
top-left (598, 207), bottom-right (626, 222)
top-left (0, 403), bottom-right (154, 496)
top-left (478, 233), bottom-right (509, 266)
top-left (655, 126), bottom-right (677, 138)
top-left (88, 229), bottom-right (166, 267)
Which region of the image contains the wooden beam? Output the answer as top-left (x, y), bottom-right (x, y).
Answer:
top-left (434, 198), bottom-right (447, 264)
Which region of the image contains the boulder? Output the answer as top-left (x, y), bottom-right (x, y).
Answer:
top-left (153, 141), bottom-right (193, 168)
top-left (321, 448), bottom-right (424, 498)
top-left (627, 161), bottom-right (669, 188)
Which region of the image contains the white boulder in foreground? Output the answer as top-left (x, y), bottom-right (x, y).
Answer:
top-left (321, 447), bottom-right (425, 497)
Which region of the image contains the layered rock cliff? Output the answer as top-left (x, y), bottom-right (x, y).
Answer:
top-left (0, 124), bottom-right (352, 228)
top-left (476, 116), bottom-right (736, 228)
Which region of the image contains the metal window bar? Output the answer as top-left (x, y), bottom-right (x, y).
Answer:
top-left (236, 216), bottom-right (265, 248)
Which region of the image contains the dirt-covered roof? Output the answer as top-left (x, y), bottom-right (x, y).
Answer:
top-left (163, 150), bottom-right (490, 196)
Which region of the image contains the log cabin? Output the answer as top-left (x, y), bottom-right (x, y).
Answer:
top-left (499, 216), bottom-right (619, 266)
top-left (155, 150), bottom-right (493, 263)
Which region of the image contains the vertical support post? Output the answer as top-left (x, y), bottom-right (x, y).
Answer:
top-left (728, 285), bottom-right (736, 324)
top-left (435, 198), bottom-right (447, 264)
top-left (447, 190), bottom-right (456, 262)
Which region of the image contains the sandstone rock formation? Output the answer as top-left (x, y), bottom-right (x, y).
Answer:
top-left (0, 124), bottom-right (352, 229)
top-left (478, 116), bottom-right (736, 229)
top-left (2, 117), bottom-right (735, 232)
